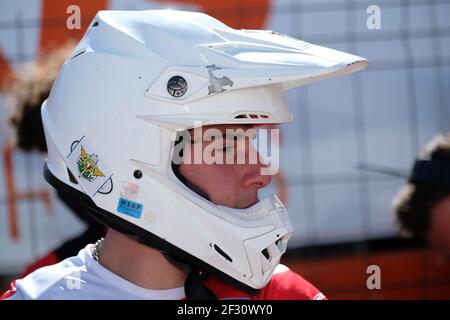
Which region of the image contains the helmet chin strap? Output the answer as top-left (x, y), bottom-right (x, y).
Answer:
top-left (102, 208), bottom-right (219, 299)
top-left (184, 267), bottom-right (218, 300)
top-left (130, 234), bottom-right (217, 300)
top-left (162, 252), bottom-right (217, 300)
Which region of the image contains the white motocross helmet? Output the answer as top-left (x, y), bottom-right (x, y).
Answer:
top-left (41, 10), bottom-right (368, 293)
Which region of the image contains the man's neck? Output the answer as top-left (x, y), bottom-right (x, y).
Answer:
top-left (98, 229), bottom-right (187, 290)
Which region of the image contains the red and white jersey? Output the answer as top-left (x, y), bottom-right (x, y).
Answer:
top-left (1, 245), bottom-right (326, 300)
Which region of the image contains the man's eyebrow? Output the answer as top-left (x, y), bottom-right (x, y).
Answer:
top-left (189, 126), bottom-right (256, 141)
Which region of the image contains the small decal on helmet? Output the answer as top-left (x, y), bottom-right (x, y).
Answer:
top-left (206, 65), bottom-right (233, 95)
top-left (77, 145), bottom-right (104, 182)
top-left (167, 75), bottom-right (188, 98)
top-left (67, 136), bottom-right (113, 197)
top-left (120, 181), bottom-right (139, 201)
top-left (117, 197), bottom-right (143, 219)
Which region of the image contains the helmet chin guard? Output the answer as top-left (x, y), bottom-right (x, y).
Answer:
top-left (42, 10), bottom-right (368, 292)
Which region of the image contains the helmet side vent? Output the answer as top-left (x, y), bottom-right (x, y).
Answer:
top-left (70, 49), bottom-right (86, 60)
top-left (213, 244), bottom-right (233, 262)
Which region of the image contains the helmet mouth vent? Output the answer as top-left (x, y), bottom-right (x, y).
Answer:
top-left (261, 248), bottom-right (270, 261)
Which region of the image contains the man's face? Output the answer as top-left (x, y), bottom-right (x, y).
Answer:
top-left (428, 195), bottom-right (450, 257)
top-left (178, 124), bottom-right (273, 209)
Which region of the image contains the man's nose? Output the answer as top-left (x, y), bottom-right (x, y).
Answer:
top-left (243, 168), bottom-right (272, 189)
top-left (245, 171), bottom-right (272, 189)
top-left (244, 146), bottom-right (272, 188)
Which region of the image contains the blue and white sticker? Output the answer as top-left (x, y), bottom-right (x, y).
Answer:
top-left (117, 197), bottom-right (143, 219)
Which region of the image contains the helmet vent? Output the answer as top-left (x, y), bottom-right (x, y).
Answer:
top-left (234, 113), bottom-right (270, 120)
top-left (347, 60), bottom-right (363, 67)
top-left (261, 248), bottom-right (270, 261)
top-left (70, 49), bottom-right (86, 60)
top-left (259, 241), bottom-right (285, 275)
top-left (213, 244), bottom-right (233, 262)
